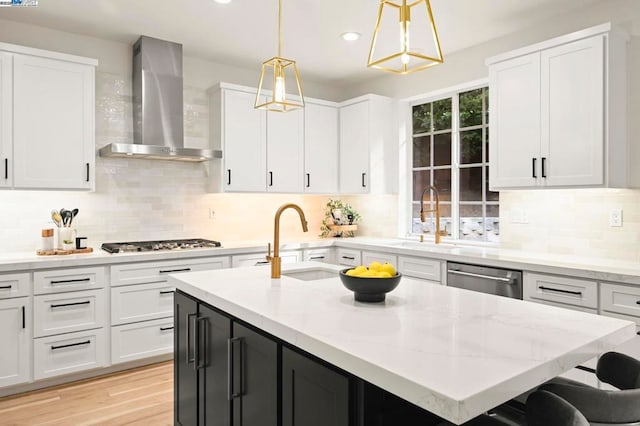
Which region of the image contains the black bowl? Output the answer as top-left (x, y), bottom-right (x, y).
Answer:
top-left (339, 269), bottom-right (402, 303)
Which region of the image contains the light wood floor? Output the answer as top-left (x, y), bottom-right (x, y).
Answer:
top-left (0, 362), bottom-right (173, 426)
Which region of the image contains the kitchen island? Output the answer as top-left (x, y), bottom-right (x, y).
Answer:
top-left (169, 262), bottom-right (635, 425)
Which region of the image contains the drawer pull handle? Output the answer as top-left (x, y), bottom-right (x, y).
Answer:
top-left (22, 306), bottom-right (25, 329)
top-left (0, 285), bottom-right (12, 289)
top-left (637, 331), bottom-right (640, 336)
top-left (186, 313), bottom-right (197, 366)
top-left (159, 268), bottom-right (191, 274)
top-left (342, 256), bottom-right (355, 260)
top-left (4, 158), bottom-right (7, 180)
top-left (538, 286), bottom-right (582, 296)
top-left (50, 278), bottom-right (91, 284)
top-left (51, 340), bottom-right (91, 351)
top-left (160, 326), bottom-right (174, 331)
top-left (228, 337), bottom-right (244, 400)
top-left (159, 290), bottom-right (174, 295)
top-left (50, 301), bottom-right (90, 309)
top-left (86, 163), bottom-right (90, 182)
top-left (254, 261), bottom-right (270, 265)
top-left (448, 269), bottom-right (514, 283)
top-left (636, 301), bottom-right (640, 305)
top-left (309, 256), bottom-right (325, 260)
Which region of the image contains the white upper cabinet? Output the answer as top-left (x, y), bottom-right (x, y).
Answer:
top-left (488, 53), bottom-right (541, 188)
top-left (339, 100), bottom-right (369, 194)
top-left (215, 88), bottom-right (267, 192)
top-left (304, 102), bottom-right (338, 194)
top-left (0, 52), bottom-right (11, 189)
top-left (267, 108), bottom-right (304, 192)
top-left (339, 95), bottom-right (396, 195)
top-left (12, 53), bottom-right (96, 190)
top-left (487, 23), bottom-right (628, 190)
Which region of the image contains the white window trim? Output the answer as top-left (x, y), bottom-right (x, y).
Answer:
top-left (397, 78), bottom-right (498, 246)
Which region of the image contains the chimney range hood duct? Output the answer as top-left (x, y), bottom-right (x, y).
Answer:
top-left (99, 36), bottom-right (220, 162)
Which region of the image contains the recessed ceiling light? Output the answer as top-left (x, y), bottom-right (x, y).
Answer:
top-left (341, 32), bottom-right (361, 42)
top-left (213, 0), bottom-right (232, 4)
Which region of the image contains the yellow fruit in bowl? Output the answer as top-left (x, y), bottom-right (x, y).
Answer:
top-left (360, 270), bottom-right (377, 278)
top-left (380, 263), bottom-right (396, 276)
top-left (346, 269), bottom-right (358, 276)
top-left (353, 265), bottom-right (368, 275)
top-left (376, 271), bottom-right (392, 278)
top-left (369, 261), bottom-right (382, 272)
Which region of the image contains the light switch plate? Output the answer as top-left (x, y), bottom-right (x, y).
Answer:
top-left (609, 208), bottom-right (623, 227)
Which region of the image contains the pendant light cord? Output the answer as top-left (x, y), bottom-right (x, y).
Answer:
top-left (278, 0), bottom-right (282, 57)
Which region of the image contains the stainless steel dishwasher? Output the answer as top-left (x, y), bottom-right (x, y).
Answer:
top-left (447, 262), bottom-right (523, 299)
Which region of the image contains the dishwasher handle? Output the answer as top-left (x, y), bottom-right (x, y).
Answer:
top-left (447, 269), bottom-right (515, 283)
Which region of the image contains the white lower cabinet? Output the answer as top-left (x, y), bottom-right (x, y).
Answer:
top-left (0, 272), bottom-right (30, 298)
top-left (0, 297), bottom-right (31, 387)
top-left (111, 282), bottom-right (174, 325)
top-left (111, 317), bottom-right (174, 364)
top-left (336, 248), bottom-right (361, 267)
top-left (232, 251), bottom-right (301, 268)
top-left (34, 328), bottom-right (106, 380)
top-left (600, 282), bottom-right (640, 360)
top-left (398, 256), bottom-right (442, 284)
top-left (33, 289), bottom-right (105, 338)
top-left (523, 272), bottom-right (598, 311)
top-left (302, 248), bottom-right (336, 264)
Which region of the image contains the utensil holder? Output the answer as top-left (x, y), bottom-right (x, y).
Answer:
top-left (58, 228), bottom-right (77, 250)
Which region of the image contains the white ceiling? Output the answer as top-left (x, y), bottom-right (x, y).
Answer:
top-left (1, 0), bottom-right (604, 85)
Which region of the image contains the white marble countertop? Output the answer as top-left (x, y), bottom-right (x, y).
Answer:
top-left (169, 262), bottom-right (636, 425)
top-left (1, 237), bottom-right (640, 287)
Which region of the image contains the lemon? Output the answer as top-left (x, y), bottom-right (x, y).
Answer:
top-left (380, 263), bottom-right (396, 276)
top-left (346, 269), bottom-right (358, 276)
top-left (353, 265), bottom-right (368, 274)
top-left (369, 261), bottom-right (382, 272)
top-left (376, 271), bottom-right (392, 278)
top-left (360, 270), bottom-right (377, 277)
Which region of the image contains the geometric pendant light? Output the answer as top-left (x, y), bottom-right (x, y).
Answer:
top-left (367, 0), bottom-right (444, 75)
top-left (255, 0), bottom-right (305, 112)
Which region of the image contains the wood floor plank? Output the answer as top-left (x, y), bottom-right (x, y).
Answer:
top-left (0, 361), bottom-right (174, 426)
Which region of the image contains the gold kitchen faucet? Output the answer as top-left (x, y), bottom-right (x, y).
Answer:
top-left (267, 203), bottom-right (309, 278)
top-left (420, 186), bottom-right (443, 244)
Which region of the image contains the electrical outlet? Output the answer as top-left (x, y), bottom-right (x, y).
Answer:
top-left (609, 208), bottom-right (622, 227)
top-left (208, 208), bottom-right (215, 220)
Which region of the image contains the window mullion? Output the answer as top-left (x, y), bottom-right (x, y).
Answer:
top-left (451, 94), bottom-right (460, 241)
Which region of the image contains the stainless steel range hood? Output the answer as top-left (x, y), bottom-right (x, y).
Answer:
top-left (99, 36), bottom-right (220, 162)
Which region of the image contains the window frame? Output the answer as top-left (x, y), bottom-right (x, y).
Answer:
top-left (399, 78), bottom-right (498, 246)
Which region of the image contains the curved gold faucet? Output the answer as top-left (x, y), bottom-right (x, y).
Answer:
top-left (267, 203), bottom-right (309, 278)
top-left (420, 186), bottom-right (442, 244)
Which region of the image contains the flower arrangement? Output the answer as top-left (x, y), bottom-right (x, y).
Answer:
top-left (319, 199), bottom-right (361, 238)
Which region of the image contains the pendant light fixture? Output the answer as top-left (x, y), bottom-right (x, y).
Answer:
top-left (255, 0), bottom-right (304, 112)
top-left (368, 0), bottom-right (444, 74)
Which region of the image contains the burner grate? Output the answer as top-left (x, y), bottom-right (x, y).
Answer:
top-left (101, 239), bottom-right (222, 253)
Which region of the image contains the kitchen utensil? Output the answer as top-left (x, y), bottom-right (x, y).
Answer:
top-left (70, 208), bottom-right (79, 226)
top-left (51, 210), bottom-right (62, 227)
top-left (59, 208), bottom-right (67, 225)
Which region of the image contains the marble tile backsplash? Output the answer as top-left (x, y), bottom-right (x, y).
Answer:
top-left (0, 72), bottom-right (394, 253)
top-left (499, 188), bottom-right (640, 261)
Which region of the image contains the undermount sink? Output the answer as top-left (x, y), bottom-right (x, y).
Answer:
top-left (282, 269), bottom-right (338, 281)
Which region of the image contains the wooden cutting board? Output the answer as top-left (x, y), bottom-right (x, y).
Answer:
top-left (36, 247), bottom-right (94, 256)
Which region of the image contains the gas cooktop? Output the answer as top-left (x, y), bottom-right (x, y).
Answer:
top-left (101, 238), bottom-right (222, 253)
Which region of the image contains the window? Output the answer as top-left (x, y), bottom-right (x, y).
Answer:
top-left (411, 86), bottom-right (499, 242)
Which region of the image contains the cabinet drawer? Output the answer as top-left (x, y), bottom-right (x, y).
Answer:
top-left (232, 251), bottom-right (301, 268)
top-left (336, 248), bottom-right (361, 267)
top-left (362, 251), bottom-right (398, 268)
top-left (111, 282), bottom-right (174, 325)
top-left (398, 256), bottom-right (442, 282)
top-left (34, 328), bottom-right (106, 380)
top-left (524, 272), bottom-right (597, 309)
top-left (302, 248), bottom-right (336, 264)
top-left (34, 266), bottom-right (105, 294)
top-left (111, 256), bottom-right (230, 287)
top-left (111, 318), bottom-right (174, 364)
top-left (34, 289), bottom-right (105, 338)
top-left (601, 283), bottom-right (640, 319)
top-left (0, 272), bottom-right (30, 299)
